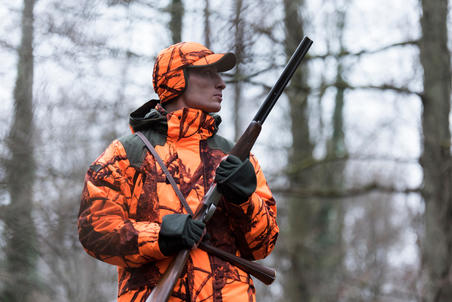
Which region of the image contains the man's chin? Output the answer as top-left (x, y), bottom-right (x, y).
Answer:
top-left (202, 104), bottom-right (221, 113)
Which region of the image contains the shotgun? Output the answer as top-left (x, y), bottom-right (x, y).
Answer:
top-left (198, 241), bottom-right (275, 285)
top-left (147, 36), bottom-right (313, 302)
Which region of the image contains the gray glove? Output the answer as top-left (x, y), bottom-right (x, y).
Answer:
top-left (158, 214), bottom-right (205, 256)
top-left (215, 155), bottom-right (257, 204)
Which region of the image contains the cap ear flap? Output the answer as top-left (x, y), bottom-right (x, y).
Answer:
top-left (157, 68), bottom-right (188, 103)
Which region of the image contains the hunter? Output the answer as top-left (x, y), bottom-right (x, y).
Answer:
top-left (78, 41), bottom-right (279, 301)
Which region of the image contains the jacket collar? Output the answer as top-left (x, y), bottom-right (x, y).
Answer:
top-left (129, 99), bottom-right (221, 140)
top-left (167, 108), bottom-right (217, 141)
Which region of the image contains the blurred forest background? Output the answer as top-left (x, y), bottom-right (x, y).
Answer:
top-left (1, 0), bottom-right (452, 301)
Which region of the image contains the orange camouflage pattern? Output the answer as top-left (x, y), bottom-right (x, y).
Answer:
top-left (152, 42), bottom-right (235, 103)
top-left (78, 106), bottom-right (278, 301)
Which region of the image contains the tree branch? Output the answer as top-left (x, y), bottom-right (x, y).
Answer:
top-left (0, 205), bottom-right (6, 221)
top-left (0, 39), bottom-right (16, 51)
top-left (313, 80), bottom-right (421, 97)
top-left (344, 83), bottom-right (422, 97)
top-left (288, 153), bottom-right (418, 172)
top-left (273, 182), bottom-right (421, 199)
top-left (312, 39), bottom-right (419, 60)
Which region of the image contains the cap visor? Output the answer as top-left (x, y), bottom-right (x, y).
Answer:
top-left (190, 53), bottom-right (236, 72)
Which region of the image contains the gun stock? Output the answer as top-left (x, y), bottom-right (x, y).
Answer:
top-left (146, 249), bottom-right (190, 301)
top-left (229, 121), bottom-right (262, 160)
top-left (146, 236), bottom-right (276, 301)
top-left (147, 36), bottom-right (313, 302)
top-left (199, 242), bottom-right (275, 285)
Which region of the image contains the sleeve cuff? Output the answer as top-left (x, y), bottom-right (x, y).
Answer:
top-left (134, 222), bottom-right (166, 260)
top-left (223, 195), bottom-right (254, 217)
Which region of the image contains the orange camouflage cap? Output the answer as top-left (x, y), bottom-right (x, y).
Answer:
top-left (152, 42), bottom-right (236, 103)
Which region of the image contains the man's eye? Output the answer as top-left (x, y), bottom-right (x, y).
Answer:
top-left (192, 68), bottom-right (217, 77)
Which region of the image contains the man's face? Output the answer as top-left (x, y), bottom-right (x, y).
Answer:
top-left (177, 66), bottom-right (226, 113)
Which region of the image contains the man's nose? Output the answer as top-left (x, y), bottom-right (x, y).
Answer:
top-left (215, 74), bottom-right (226, 90)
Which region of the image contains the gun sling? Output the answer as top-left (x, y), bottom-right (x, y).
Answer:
top-left (135, 131), bottom-right (272, 278)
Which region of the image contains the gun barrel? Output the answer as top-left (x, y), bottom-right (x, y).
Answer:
top-left (253, 36), bottom-right (313, 124)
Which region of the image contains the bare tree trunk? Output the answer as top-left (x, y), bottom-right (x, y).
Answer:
top-left (319, 8), bottom-right (348, 298)
top-left (282, 0), bottom-right (346, 300)
top-left (168, 0), bottom-right (184, 43)
top-left (203, 0), bottom-right (211, 48)
top-left (232, 0), bottom-right (245, 141)
top-left (283, 1), bottom-right (311, 172)
top-left (419, 0), bottom-right (452, 301)
top-left (282, 0), bottom-right (314, 301)
top-left (2, 0), bottom-right (38, 301)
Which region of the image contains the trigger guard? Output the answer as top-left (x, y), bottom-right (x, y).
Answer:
top-left (204, 204), bottom-right (217, 222)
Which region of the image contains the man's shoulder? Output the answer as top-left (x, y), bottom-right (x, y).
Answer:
top-left (118, 130), bottom-right (167, 167)
top-left (207, 133), bottom-right (233, 153)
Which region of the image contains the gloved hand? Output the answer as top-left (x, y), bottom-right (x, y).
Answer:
top-left (158, 214), bottom-right (205, 256)
top-left (215, 154), bottom-right (257, 204)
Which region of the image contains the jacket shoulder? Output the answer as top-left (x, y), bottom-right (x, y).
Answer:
top-left (118, 130), bottom-right (167, 167)
top-left (207, 134), bottom-right (233, 153)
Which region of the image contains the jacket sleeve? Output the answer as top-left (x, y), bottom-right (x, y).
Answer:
top-left (78, 140), bottom-right (166, 268)
top-left (224, 154), bottom-right (279, 260)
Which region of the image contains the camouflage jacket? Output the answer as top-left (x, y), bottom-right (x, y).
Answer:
top-left (78, 100), bottom-right (279, 301)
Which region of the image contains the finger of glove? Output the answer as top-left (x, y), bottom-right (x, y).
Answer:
top-left (215, 155), bottom-right (243, 183)
top-left (185, 219), bottom-right (205, 243)
top-left (217, 159), bottom-right (257, 204)
top-left (192, 219), bottom-right (206, 229)
top-left (225, 157), bottom-right (254, 183)
top-left (232, 159), bottom-right (257, 195)
top-left (191, 220), bottom-right (205, 235)
top-left (159, 214), bottom-right (197, 255)
top-left (224, 154), bottom-right (242, 165)
top-left (183, 237), bottom-right (196, 248)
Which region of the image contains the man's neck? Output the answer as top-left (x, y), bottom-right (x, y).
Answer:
top-left (163, 97), bottom-right (185, 113)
